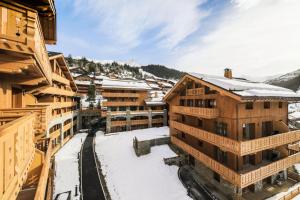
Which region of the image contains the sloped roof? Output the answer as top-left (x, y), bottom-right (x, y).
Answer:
top-left (165, 73), bottom-right (300, 101)
top-left (102, 79), bottom-right (151, 90)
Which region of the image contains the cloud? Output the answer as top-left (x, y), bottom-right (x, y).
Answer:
top-left (70, 0), bottom-right (208, 49)
top-left (174, 0), bottom-right (300, 76)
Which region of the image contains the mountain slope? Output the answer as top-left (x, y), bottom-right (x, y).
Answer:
top-left (265, 69), bottom-right (300, 91)
top-left (141, 65), bottom-right (184, 80)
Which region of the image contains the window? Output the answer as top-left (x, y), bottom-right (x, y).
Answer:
top-left (197, 140), bottom-right (203, 147)
top-left (243, 123), bottom-right (255, 139)
top-left (245, 102), bottom-right (253, 110)
top-left (181, 132), bottom-right (186, 139)
top-left (215, 122), bottom-right (228, 136)
top-left (187, 99), bottom-right (193, 107)
top-left (195, 83), bottom-right (201, 88)
top-left (264, 102), bottom-right (270, 109)
top-left (279, 102), bottom-right (283, 108)
top-left (198, 119), bottom-right (203, 127)
top-left (180, 99), bottom-right (185, 106)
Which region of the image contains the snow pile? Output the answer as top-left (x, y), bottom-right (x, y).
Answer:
top-left (190, 73), bottom-right (300, 98)
top-left (94, 127), bottom-right (190, 200)
top-left (102, 78), bottom-right (152, 90)
top-left (53, 133), bottom-right (87, 200)
top-left (265, 182), bottom-right (300, 200)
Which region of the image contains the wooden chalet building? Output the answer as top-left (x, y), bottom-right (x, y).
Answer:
top-left (164, 69), bottom-right (300, 199)
top-left (0, 1), bottom-right (79, 200)
top-left (102, 79), bottom-right (167, 133)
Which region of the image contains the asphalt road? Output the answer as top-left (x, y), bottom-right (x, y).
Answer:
top-left (81, 132), bottom-right (106, 200)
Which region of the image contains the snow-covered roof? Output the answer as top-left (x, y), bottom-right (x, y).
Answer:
top-left (159, 81), bottom-right (173, 88)
top-left (102, 79), bottom-right (151, 90)
top-left (145, 90), bottom-right (166, 105)
top-left (71, 73), bottom-right (82, 78)
top-left (75, 80), bottom-right (90, 85)
top-left (190, 73), bottom-right (300, 100)
top-left (147, 83), bottom-right (160, 89)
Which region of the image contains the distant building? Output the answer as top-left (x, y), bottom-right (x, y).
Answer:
top-left (102, 79), bottom-right (167, 133)
top-left (164, 69), bottom-right (300, 199)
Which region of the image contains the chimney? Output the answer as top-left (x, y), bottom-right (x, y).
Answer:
top-left (224, 68), bottom-right (232, 79)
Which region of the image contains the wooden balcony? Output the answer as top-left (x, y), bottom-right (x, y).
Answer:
top-left (186, 88), bottom-right (204, 96)
top-left (111, 120), bottom-right (127, 127)
top-left (172, 136), bottom-right (300, 188)
top-left (152, 118), bottom-right (164, 124)
top-left (0, 106), bottom-right (52, 134)
top-left (102, 92), bottom-right (140, 98)
top-left (0, 3), bottom-right (52, 84)
top-left (0, 114), bottom-right (36, 200)
top-left (103, 101), bottom-right (142, 107)
top-left (52, 73), bottom-right (70, 85)
top-left (171, 106), bottom-right (219, 119)
top-left (38, 87), bottom-right (76, 97)
top-left (131, 119), bottom-right (149, 125)
top-left (171, 120), bottom-right (300, 156)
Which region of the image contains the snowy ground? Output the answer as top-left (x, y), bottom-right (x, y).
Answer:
top-left (53, 133), bottom-right (87, 200)
top-left (95, 127), bottom-right (191, 200)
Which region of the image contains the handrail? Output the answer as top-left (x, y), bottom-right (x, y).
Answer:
top-left (34, 138), bottom-right (52, 200)
top-left (171, 120), bottom-right (300, 156)
top-left (172, 136), bottom-right (300, 188)
top-left (0, 114), bottom-right (36, 200)
top-left (172, 106), bottom-right (219, 119)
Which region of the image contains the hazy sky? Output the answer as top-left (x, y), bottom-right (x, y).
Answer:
top-left (48, 0), bottom-right (300, 77)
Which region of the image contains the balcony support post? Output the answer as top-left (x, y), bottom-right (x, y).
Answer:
top-left (70, 118), bottom-right (74, 136)
top-left (163, 109), bottom-right (168, 126)
top-left (126, 109), bottom-right (131, 131)
top-left (106, 112), bottom-right (111, 134)
top-left (77, 113), bottom-right (82, 131)
top-left (60, 123), bottom-right (64, 147)
top-left (148, 109), bottom-right (152, 128)
top-left (232, 186), bottom-right (242, 200)
top-left (253, 180), bottom-right (263, 192)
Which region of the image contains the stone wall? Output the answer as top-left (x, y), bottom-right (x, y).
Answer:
top-left (133, 136), bottom-right (170, 156)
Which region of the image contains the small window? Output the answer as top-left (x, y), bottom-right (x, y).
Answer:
top-left (264, 102), bottom-right (270, 109)
top-left (198, 119), bottom-right (203, 127)
top-left (181, 132), bottom-right (186, 139)
top-left (198, 140), bottom-right (203, 147)
top-left (245, 102), bottom-right (253, 110)
top-left (279, 102), bottom-right (283, 108)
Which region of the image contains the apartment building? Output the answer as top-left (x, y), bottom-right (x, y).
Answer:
top-left (0, 1), bottom-right (78, 199)
top-left (102, 79), bottom-right (167, 133)
top-left (164, 69), bottom-right (300, 199)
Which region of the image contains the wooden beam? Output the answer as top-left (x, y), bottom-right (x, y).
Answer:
top-left (13, 77), bottom-right (46, 85)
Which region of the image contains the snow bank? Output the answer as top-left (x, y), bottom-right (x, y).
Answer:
top-left (265, 182), bottom-right (300, 200)
top-left (53, 133), bottom-right (87, 200)
top-left (95, 127), bottom-right (190, 200)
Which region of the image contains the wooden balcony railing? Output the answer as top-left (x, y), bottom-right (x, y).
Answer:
top-left (172, 136), bottom-right (300, 188)
top-left (171, 106), bottom-right (219, 119)
top-left (131, 119), bottom-right (149, 125)
top-left (171, 120), bottom-right (300, 156)
top-left (39, 87), bottom-right (76, 97)
top-left (0, 3), bottom-right (52, 83)
top-left (186, 88), bottom-right (204, 96)
top-left (171, 121), bottom-right (240, 155)
top-left (111, 120), bottom-right (127, 127)
top-left (52, 73), bottom-right (70, 85)
top-left (152, 118), bottom-right (164, 124)
top-left (34, 139), bottom-right (53, 200)
top-left (0, 114), bottom-right (36, 200)
top-left (103, 101), bottom-right (142, 107)
top-left (0, 106), bottom-right (52, 134)
top-left (102, 92), bottom-right (140, 98)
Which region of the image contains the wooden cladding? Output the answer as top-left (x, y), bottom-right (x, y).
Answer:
top-left (171, 120), bottom-right (300, 156)
top-left (186, 88), bottom-right (204, 96)
top-left (0, 3), bottom-right (52, 83)
top-left (39, 87), bottom-right (76, 97)
top-left (52, 73), bottom-right (70, 85)
top-left (171, 106), bottom-right (219, 119)
top-left (111, 118), bottom-right (163, 127)
top-left (0, 114), bottom-right (35, 200)
top-left (172, 136), bottom-right (300, 188)
top-left (102, 92), bottom-right (140, 98)
top-left (103, 101), bottom-right (142, 107)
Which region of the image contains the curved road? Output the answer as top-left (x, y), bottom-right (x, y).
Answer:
top-left (81, 131), bottom-right (106, 200)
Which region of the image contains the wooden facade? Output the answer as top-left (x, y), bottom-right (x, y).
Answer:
top-left (102, 86), bottom-right (167, 133)
top-left (164, 72), bottom-right (300, 198)
top-left (0, 1), bottom-right (78, 200)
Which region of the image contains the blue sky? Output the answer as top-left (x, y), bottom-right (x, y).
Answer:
top-left (48, 0), bottom-right (300, 77)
